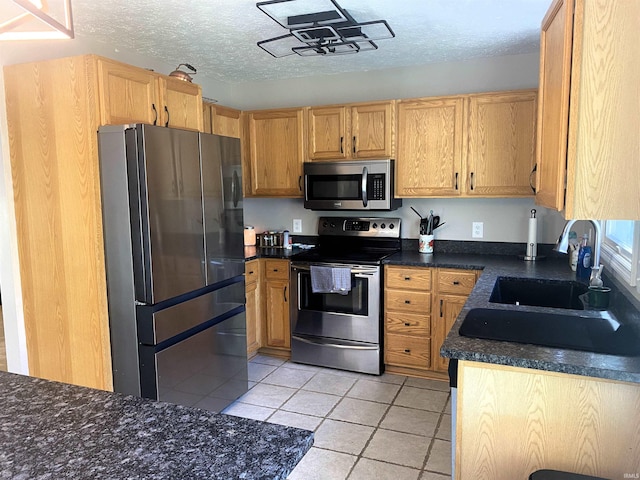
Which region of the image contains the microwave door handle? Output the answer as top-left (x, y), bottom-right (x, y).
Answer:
top-left (304, 174), bottom-right (308, 201)
top-left (361, 166), bottom-right (368, 207)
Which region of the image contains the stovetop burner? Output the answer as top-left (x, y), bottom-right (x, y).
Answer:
top-left (292, 216), bottom-right (402, 265)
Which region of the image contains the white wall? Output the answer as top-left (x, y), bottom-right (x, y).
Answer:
top-left (244, 197), bottom-right (566, 244)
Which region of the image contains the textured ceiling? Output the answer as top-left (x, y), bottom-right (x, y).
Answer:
top-left (71, 0), bottom-right (551, 83)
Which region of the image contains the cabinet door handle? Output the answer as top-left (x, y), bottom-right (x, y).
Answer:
top-left (248, 271), bottom-right (254, 275)
top-left (340, 136), bottom-right (344, 154)
top-left (404, 276), bottom-right (411, 281)
top-left (440, 299), bottom-right (443, 317)
top-left (152, 103), bottom-right (158, 126)
top-left (404, 322), bottom-right (411, 327)
top-left (298, 175), bottom-right (302, 192)
top-left (404, 300), bottom-right (411, 304)
top-left (470, 172), bottom-right (475, 191)
top-left (284, 286), bottom-right (287, 302)
top-left (164, 105), bottom-right (170, 127)
top-left (352, 136), bottom-right (356, 155)
top-left (273, 269), bottom-right (278, 272)
top-left (529, 163), bottom-right (537, 194)
top-left (453, 281), bottom-right (460, 285)
top-left (404, 349), bottom-right (411, 353)
top-left (455, 172), bottom-right (459, 190)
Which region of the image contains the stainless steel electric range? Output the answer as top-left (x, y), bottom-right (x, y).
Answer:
top-left (289, 216), bottom-right (401, 375)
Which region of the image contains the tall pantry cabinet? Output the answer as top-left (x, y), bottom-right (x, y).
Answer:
top-left (3, 54), bottom-right (203, 390)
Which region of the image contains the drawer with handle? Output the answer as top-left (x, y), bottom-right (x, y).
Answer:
top-left (385, 266), bottom-right (432, 290)
top-left (264, 259), bottom-right (289, 280)
top-left (385, 312), bottom-right (430, 336)
top-left (437, 269), bottom-right (477, 295)
top-left (385, 333), bottom-right (431, 369)
top-left (245, 260), bottom-right (260, 283)
top-left (385, 289), bottom-right (431, 313)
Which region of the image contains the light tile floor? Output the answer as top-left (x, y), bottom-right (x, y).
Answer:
top-left (222, 355), bottom-right (452, 480)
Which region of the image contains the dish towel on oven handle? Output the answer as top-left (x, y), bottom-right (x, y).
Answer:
top-left (310, 265), bottom-right (352, 295)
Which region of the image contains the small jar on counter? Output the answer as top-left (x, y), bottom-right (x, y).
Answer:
top-left (244, 226), bottom-right (256, 246)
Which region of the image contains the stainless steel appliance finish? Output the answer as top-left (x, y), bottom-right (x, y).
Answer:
top-left (290, 217), bottom-right (401, 375)
top-left (303, 159), bottom-right (402, 211)
top-left (98, 124), bottom-right (247, 412)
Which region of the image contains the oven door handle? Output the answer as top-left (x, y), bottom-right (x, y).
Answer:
top-left (291, 264), bottom-right (378, 275)
top-left (292, 335), bottom-right (379, 350)
top-left (361, 166), bottom-right (368, 208)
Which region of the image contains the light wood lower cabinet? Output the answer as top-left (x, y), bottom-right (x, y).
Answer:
top-left (262, 259), bottom-right (291, 352)
top-left (384, 265), bottom-right (477, 378)
top-left (245, 259), bottom-right (261, 357)
top-left (456, 360), bottom-right (640, 479)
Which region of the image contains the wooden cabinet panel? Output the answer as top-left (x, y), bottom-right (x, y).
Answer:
top-left (436, 269), bottom-right (477, 295)
top-left (351, 102), bottom-right (394, 158)
top-left (204, 103), bottom-right (242, 138)
top-left (247, 108), bottom-right (305, 197)
top-left (385, 334), bottom-right (431, 370)
top-left (159, 77), bottom-right (203, 131)
top-left (536, 0), bottom-right (640, 219)
top-left (245, 259), bottom-right (261, 356)
top-left (467, 91), bottom-right (537, 196)
top-left (385, 266), bottom-right (432, 290)
top-left (433, 294), bottom-right (466, 372)
top-left (457, 361), bottom-right (640, 479)
top-left (97, 57), bottom-right (159, 126)
top-left (262, 259), bottom-right (290, 350)
top-left (386, 290), bottom-right (431, 314)
top-left (396, 97), bottom-right (464, 196)
top-left (308, 106), bottom-right (348, 159)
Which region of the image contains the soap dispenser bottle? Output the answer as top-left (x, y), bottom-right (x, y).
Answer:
top-left (576, 234), bottom-right (592, 281)
top-left (568, 230), bottom-right (579, 271)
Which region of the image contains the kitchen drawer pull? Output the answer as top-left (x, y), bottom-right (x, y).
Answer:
top-left (404, 276), bottom-right (411, 281)
top-left (248, 271), bottom-right (254, 275)
top-left (404, 300), bottom-right (411, 304)
top-left (404, 349), bottom-right (411, 353)
top-left (453, 281), bottom-right (460, 285)
top-left (404, 322), bottom-right (411, 327)
top-left (273, 269), bottom-right (278, 272)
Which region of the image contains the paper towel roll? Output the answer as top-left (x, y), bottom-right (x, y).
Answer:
top-left (526, 212), bottom-right (537, 258)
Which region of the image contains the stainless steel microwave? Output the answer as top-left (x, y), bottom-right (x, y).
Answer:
top-left (303, 159), bottom-right (402, 211)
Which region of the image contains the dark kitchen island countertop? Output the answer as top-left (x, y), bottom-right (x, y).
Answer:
top-left (0, 371), bottom-right (313, 479)
top-left (383, 250), bottom-right (640, 384)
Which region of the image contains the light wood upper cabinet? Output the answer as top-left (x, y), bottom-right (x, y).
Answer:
top-left (467, 90), bottom-right (537, 196)
top-left (536, 0), bottom-right (640, 219)
top-left (97, 58), bottom-right (159, 126)
top-left (97, 57), bottom-right (203, 131)
top-left (159, 77), bottom-right (203, 131)
top-left (203, 102), bottom-right (242, 138)
top-left (396, 97), bottom-right (465, 196)
top-left (307, 101), bottom-right (395, 160)
top-left (247, 108), bottom-right (305, 197)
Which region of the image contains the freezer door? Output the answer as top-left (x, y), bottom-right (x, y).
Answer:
top-left (199, 133), bottom-right (245, 284)
top-left (128, 124), bottom-right (206, 304)
top-left (139, 310), bottom-right (248, 412)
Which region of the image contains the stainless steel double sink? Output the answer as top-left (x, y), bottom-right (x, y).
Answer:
top-left (459, 277), bottom-right (640, 356)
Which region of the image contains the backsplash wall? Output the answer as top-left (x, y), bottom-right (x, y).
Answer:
top-left (244, 197), bottom-right (567, 244)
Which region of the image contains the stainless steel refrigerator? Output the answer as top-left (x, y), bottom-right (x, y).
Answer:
top-left (98, 124), bottom-right (247, 412)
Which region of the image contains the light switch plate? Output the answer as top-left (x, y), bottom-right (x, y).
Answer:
top-left (472, 222), bottom-right (484, 238)
top-left (293, 219), bottom-right (302, 233)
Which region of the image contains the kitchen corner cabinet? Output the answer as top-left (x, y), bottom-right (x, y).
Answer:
top-left (396, 90), bottom-right (537, 198)
top-left (536, 0), bottom-right (640, 219)
top-left (246, 108), bottom-right (306, 197)
top-left (3, 54), bottom-right (205, 391)
top-left (396, 97), bottom-right (465, 196)
top-left (433, 269), bottom-right (477, 373)
top-left (466, 91), bottom-right (537, 196)
top-left (245, 259), bottom-right (262, 357)
top-left (456, 361), bottom-right (640, 479)
top-left (203, 102), bottom-right (242, 138)
top-left (307, 101), bottom-right (395, 160)
top-left (262, 259), bottom-right (291, 352)
top-left (97, 57), bottom-right (203, 131)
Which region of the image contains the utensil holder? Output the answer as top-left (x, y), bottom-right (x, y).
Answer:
top-left (419, 234), bottom-right (434, 254)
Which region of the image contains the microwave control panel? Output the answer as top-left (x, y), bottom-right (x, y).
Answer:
top-left (369, 174), bottom-right (386, 200)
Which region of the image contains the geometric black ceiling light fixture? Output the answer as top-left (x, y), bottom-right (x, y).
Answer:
top-left (256, 0), bottom-right (395, 57)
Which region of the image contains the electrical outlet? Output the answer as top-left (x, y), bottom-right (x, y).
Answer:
top-left (472, 222), bottom-right (484, 238)
top-left (293, 219), bottom-right (302, 233)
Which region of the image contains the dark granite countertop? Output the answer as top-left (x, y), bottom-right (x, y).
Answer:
top-left (0, 371), bottom-right (313, 479)
top-left (384, 250), bottom-right (640, 384)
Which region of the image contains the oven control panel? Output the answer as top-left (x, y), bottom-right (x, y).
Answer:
top-left (318, 217), bottom-right (401, 238)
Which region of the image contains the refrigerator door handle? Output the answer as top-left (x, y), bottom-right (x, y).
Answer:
top-left (232, 169), bottom-right (239, 208)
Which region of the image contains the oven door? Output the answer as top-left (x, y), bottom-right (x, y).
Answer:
top-left (290, 262), bottom-right (381, 344)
